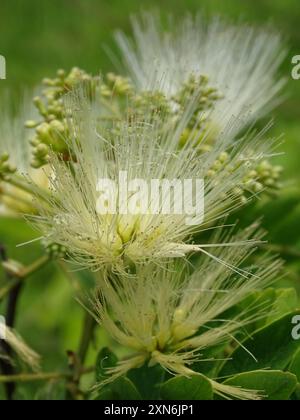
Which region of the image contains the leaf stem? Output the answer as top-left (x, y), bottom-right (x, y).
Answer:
top-left (20, 255), bottom-right (51, 278)
top-left (77, 312), bottom-right (96, 365)
top-left (7, 173), bottom-right (54, 204)
top-left (0, 367), bottom-right (94, 384)
top-left (0, 255), bottom-right (50, 300)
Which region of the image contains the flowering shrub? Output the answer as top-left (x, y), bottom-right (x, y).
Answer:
top-left (0, 13), bottom-right (299, 401)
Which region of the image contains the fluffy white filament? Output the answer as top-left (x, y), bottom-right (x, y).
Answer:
top-left (116, 13), bottom-right (286, 136)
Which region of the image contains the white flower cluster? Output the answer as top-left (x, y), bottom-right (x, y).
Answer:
top-left (0, 13), bottom-right (286, 399)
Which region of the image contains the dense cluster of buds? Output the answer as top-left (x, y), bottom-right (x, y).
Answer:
top-left (0, 153), bottom-right (16, 181)
top-left (26, 68), bottom-right (94, 168)
top-left (44, 242), bottom-right (68, 259)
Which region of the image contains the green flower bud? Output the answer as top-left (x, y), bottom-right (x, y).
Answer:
top-left (25, 120), bottom-right (39, 129)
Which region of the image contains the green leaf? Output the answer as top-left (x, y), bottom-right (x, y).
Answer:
top-left (128, 363), bottom-right (165, 399)
top-left (95, 377), bottom-right (142, 400)
top-left (160, 374), bottom-right (213, 400)
top-left (191, 343), bottom-right (228, 377)
top-left (94, 387), bottom-right (115, 400)
top-left (291, 384), bottom-right (300, 401)
top-left (238, 189), bottom-right (300, 248)
top-left (223, 370), bottom-right (297, 400)
top-left (111, 377), bottom-right (142, 400)
top-left (220, 311), bottom-right (300, 377)
top-left (96, 377), bottom-right (142, 400)
top-left (94, 349), bottom-right (141, 400)
top-left (219, 288), bottom-right (298, 340)
top-left (289, 348), bottom-right (300, 382)
top-left (95, 347), bottom-right (118, 382)
top-left (266, 288), bottom-right (299, 324)
top-left (289, 349), bottom-right (300, 400)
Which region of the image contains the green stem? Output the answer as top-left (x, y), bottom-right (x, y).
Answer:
top-left (64, 314), bottom-right (96, 400)
top-left (0, 278), bottom-right (20, 301)
top-left (0, 255), bottom-right (50, 300)
top-left (77, 312), bottom-right (96, 365)
top-left (58, 261), bottom-right (82, 293)
top-left (20, 255), bottom-right (50, 278)
top-left (0, 367), bottom-right (94, 384)
top-left (7, 174), bottom-right (53, 204)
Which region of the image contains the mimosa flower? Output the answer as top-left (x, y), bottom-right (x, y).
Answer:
top-left (115, 13), bottom-right (286, 136)
top-left (29, 89), bottom-right (277, 274)
top-left (26, 67), bottom-right (96, 168)
top-left (92, 227), bottom-right (282, 399)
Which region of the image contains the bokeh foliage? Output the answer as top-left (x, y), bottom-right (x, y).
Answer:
top-left (0, 0), bottom-right (299, 399)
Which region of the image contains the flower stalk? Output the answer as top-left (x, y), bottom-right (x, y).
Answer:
top-left (0, 255), bottom-right (51, 301)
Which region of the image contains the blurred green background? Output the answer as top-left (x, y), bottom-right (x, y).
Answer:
top-left (0, 0), bottom-right (299, 399)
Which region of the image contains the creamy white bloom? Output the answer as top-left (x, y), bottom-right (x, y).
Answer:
top-left (115, 13), bottom-right (286, 135)
top-left (0, 324), bottom-right (40, 371)
top-left (0, 93), bottom-right (34, 172)
top-left (29, 88), bottom-right (277, 273)
top-left (0, 93), bottom-right (50, 215)
top-left (93, 226), bottom-right (282, 399)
